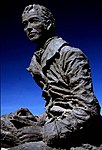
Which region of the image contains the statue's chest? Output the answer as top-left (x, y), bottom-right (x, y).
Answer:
top-left (42, 55), bottom-right (64, 84)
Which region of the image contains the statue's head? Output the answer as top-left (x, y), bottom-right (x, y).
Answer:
top-left (22, 4), bottom-right (55, 43)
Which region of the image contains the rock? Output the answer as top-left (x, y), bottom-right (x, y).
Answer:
top-left (8, 141), bottom-right (57, 150)
top-left (70, 144), bottom-right (102, 150)
top-left (0, 108), bottom-right (44, 148)
top-left (16, 125), bottom-right (43, 144)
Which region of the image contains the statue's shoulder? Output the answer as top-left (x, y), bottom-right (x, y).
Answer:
top-left (48, 36), bottom-right (83, 54)
top-left (44, 36), bottom-right (88, 62)
top-left (46, 36), bottom-right (68, 52)
top-left (56, 39), bottom-right (88, 60)
top-left (42, 37), bottom-right (69, 62)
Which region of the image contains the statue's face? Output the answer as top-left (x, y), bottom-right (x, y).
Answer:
top-left (22, 12), bottom-right (45, 42)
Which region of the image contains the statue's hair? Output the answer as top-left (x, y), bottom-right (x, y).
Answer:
top-left (22, 4), bottom-right (55, 30)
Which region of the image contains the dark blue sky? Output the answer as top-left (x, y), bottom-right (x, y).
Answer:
top-left (1, 0), bottom-right (102, 115)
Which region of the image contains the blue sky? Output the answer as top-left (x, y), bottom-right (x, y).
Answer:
top-left (1, 0), bottom-right (102, 115)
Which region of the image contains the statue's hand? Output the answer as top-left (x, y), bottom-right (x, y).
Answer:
top-left (17, 125), bottom-right (43, 144)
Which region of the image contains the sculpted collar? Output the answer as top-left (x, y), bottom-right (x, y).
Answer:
top-left (40, 36), bottom-right (68, 68)
top-left (27, 36), bottom-right (68, 77)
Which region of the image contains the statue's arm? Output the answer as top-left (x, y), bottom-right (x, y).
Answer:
top-left (63, 48), bottom-right (100, 120)
top-left (43, 48), bottom-right (100, 147)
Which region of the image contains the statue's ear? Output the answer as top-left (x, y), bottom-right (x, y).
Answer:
top-left (46, 20), bottom-right (52, 31)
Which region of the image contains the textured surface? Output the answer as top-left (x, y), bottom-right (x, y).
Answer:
top-left (9, 143), bottom-right (102, 150)
top-left (27, 37), bottom-right (101, 146)
top-left (1, 3), bottom-right (102, 150)
top-left (28, 36), bottom-right (100, 120)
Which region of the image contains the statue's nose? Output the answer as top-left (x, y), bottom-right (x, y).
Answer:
top-left (26, 22), bottom-right (33, 31)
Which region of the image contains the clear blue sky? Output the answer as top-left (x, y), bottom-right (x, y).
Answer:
top-left (1, 0), bottom-right (102, 116)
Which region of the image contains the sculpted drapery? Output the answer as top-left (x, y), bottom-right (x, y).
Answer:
top-left (27, 36), bottom-right (100, 125)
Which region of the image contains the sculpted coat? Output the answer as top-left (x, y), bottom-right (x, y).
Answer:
top-left (1, 37), bottom-right (101, 149)
top-left (27, 36), bottom-right (100, 146)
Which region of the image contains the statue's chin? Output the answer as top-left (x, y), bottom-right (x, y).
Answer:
top-left (28, 35), bottom-right (42, 43)
top-left (29, 36), bottom-right (38, 41)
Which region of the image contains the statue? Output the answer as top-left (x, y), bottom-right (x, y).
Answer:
top-left (1, 4), bottom-right (102, 150)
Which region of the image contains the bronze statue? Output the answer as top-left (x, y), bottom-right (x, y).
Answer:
top-left (1, 4), bottom-right (102, 150)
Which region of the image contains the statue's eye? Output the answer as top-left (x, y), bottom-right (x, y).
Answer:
top-left (29, 17), bottom-right (40, 24)
top-left (23, 21), bottom-right (28, 28)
